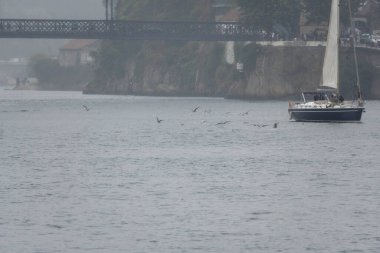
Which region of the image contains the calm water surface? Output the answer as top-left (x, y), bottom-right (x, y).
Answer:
top-left (0, 89), bottom-right (379, 253)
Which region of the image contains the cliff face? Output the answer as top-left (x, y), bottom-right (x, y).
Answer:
top-left (85, 42), bottom-right (380, 99)
top-left (85, 41), bottom-right (235, 97)
top-left (227, 45), bottom-right (325, 99)
top-left (84, 0), bottom-right (380, 99)
top-left (229, 45), bottom-right (380, 99)
top-left (356, 48), bottom-right (380, 98)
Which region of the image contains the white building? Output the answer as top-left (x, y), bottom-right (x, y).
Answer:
top-left (58, 39), bottom-right (99, 67)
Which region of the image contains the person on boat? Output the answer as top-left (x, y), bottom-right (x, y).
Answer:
top-left (339, 95), bottom-right (344, 103)
top-left (330, 93), bottom-right (339, 103)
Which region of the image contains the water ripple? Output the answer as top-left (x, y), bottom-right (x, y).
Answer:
top-left (1, 91), bottom-right (380, 252)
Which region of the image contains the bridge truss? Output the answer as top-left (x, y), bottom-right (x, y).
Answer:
top-left (0, 19), bottom-right (259, 41)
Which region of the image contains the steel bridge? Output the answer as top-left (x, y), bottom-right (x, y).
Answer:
top-left (0, 19), bottom-right (260, 41)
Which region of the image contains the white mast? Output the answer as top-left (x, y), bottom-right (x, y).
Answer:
top-left (321, 0), bottom-right (340, 90)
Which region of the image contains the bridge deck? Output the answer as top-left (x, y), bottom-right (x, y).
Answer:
top-left (0, 19), bottom-right (259, 41)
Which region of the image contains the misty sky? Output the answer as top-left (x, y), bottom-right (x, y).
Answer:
top-left (0, 0), bottom-right (104, 58)
top-left (0, 0), bottom-right (104, 19)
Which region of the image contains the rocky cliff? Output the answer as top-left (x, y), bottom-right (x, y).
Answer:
top-left (85, 41), bottom-right (235, 97)
top-left (84, 42), bottom-right (380, 99)
top-left (84, 0), bottom-right (380, 99)
top-left (355, 47), bottom-right (380, 98)
top-left (227, 44), bottom-right (325, 99)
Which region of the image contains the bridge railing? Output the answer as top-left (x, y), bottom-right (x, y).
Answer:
top-left (0, 19), bottom-right (259, 41)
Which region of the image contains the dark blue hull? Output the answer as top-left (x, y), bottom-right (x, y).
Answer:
top-left (288, 107), bottom-right (364, 122)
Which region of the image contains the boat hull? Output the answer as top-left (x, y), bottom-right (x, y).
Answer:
top-left (288, 107), bottom-right (364, 122)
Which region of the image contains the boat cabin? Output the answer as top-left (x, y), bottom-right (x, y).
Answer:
top-left (301, 91), bottom-right (344, 104)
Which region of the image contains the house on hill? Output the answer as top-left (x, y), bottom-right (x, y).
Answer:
top-left (217, 7), bottom-right (239, 22)
top-left (213, 0), bottom-right (236, 21)
top-left (58, 39), bottom-right (99, 67)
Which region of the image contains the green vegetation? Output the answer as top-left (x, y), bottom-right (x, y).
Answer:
top-left (92, 40), bottom-right (141, 82)
top-left (201, 44), bottom-right (224, 90)
top-left (235, 43), bottom-right (260, 73)
top-left (302, 0), bottom-right (362, 25)
top-left (28, 54), bottom-right (92, 90)
top-left (28, 54), bottom-right (60, 85)
top-left (237, 0), bottom-right (302, 37)
top-left (237, 0), bottom-right (363, 37)
top-left (116, 0), bottom-right (212, 21)
top-left (91, 0), bottom-right (216, 92)
top-left (174, 43), bottom-right (199, 90)
top-left (88, 0), bottom-right (377, 98)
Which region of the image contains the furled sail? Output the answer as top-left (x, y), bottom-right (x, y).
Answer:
top-left (321, 0), bottom-right (340, 89)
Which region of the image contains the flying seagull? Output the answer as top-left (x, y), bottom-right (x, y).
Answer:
top-left (192, 106), bottom-right (200, 112)
top-left (216, 121), bottom-right (231, 125)
top-left (241, 110), bottom-right (251, 116)
top-left (156, 117), bottom-right (163, 123)
top-left (252, 124), bottom-right (268, 128)
top-left (82, 104), bottom-right (90, 111)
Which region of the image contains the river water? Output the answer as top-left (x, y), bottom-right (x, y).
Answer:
top-left (0, 89), bottom-right (379, 253)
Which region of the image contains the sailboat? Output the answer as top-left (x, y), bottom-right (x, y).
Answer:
top-left (288, 0), bottom-right (365, 122)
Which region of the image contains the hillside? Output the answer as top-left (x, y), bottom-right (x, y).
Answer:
top-left (80, 0), bottom-right (380, 99)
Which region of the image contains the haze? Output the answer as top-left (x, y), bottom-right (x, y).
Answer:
top-left (0, 0), bottom-right (104, 58)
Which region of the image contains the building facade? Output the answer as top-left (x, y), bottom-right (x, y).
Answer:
top-left (58, 39), bottom-right (99, 67)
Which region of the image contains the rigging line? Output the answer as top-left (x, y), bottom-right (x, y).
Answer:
top-left (348, 0), bottom-right (361, 94)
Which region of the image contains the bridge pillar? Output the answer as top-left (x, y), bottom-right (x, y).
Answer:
top-left (105, 0), bottom-right (109, 20)
top-left (111, 0), bottom-right (114, 20)
top-left (105, 0), bottom-right (114, 20)
top-left (225, 41), bottom-right (235, 64)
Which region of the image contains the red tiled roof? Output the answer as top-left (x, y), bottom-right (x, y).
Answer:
top-left (219, 8), bottom-right (240, 22)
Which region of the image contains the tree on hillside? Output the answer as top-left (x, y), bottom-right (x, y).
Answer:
top-left (117, 0), bottom-right (213, 21)
top-left (91, 0), bottom-right (215, 85)
top-left (237, 0), bottom-right (302, 38)
top-left (237, 0), bottom-right (364, 36)
top-left (28, 54), bottom-right (60, 84)
top-left (303, 0), bottom-right (363, 26)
